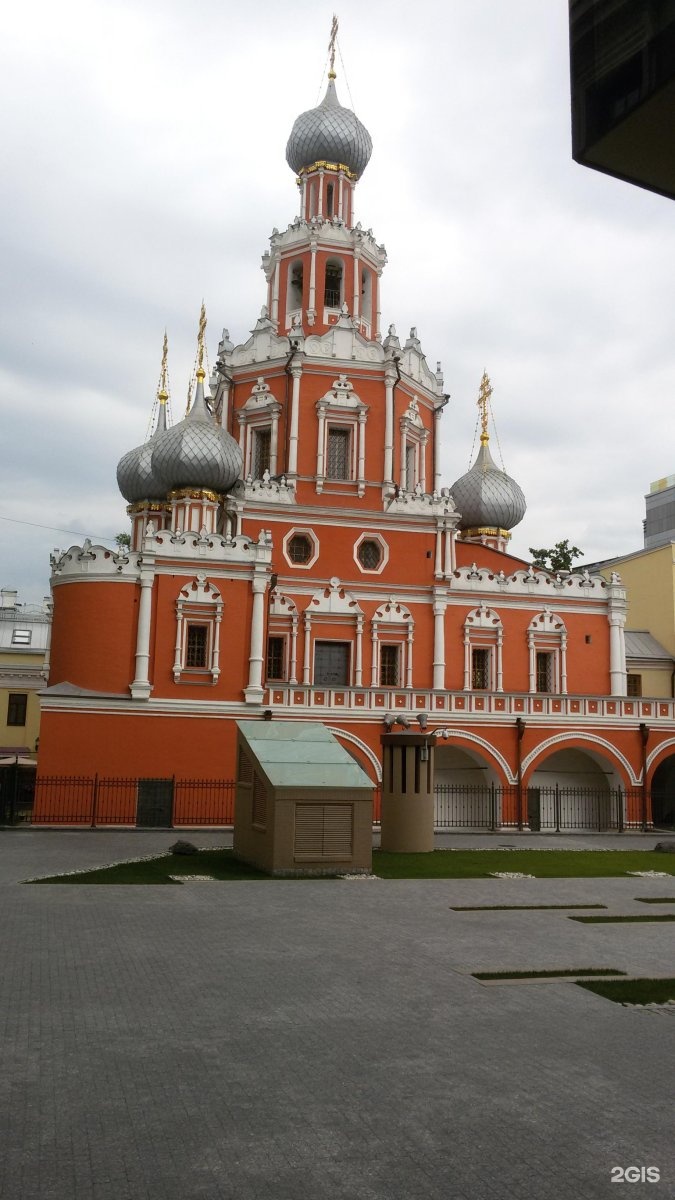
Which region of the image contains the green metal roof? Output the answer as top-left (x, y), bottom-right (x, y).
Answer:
top-left (237, 721), bottom-right (373, 790)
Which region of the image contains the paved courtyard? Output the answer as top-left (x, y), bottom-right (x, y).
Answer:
top-left (1, 829), bottom-right (674, 1199)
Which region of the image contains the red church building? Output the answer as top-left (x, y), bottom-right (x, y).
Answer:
top-left (36, 43), bottom-right (675, 831)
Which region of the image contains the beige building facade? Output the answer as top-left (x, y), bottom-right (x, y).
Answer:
top-left (0, 589), bottom-right (51, 757)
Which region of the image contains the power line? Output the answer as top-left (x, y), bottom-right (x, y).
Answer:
top-left (0, 514), bottom-right (115, 542)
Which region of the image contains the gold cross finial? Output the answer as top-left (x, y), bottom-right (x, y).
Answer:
top-left (196, 301), bottom-right (207, 380)
top-left (328, 14), bottom-right (338, 77)
top-left (478, 370), bottom-right (493, 444)
top-left (158, 331), bottom-right (169, 403)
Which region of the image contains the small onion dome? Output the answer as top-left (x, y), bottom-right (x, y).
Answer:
top-left (451, 438), bottom-right (526, 532)
top-left (116, 398), bottom-right (168, 503)
top-left (286, 77), bottom-right (373, 179)
top-left (151, 371), bottom-right (242, 495)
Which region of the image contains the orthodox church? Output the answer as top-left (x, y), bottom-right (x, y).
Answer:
top-left (36, 32), bottom-right (675, 829)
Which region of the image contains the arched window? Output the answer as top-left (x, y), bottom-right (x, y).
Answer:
top-left (528, 610), bottom-right (567, 694)
top-left (173, 575), bottom-right (223, 684)
top-left (463, 605), bottom-right (503, 693)
top-left (324, 258), bottom-right (343, 309)
top-left (286, 259), bottom-right (303, 327)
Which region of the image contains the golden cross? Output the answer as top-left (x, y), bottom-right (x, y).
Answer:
top-left (197, 301), bottom-right (207, 374)
top-left (328, 14), bottom-right (338, 76)
top-left (478, 370), bottom-right (493, 443)
top-left (158, 330), bottom-right (168, 402)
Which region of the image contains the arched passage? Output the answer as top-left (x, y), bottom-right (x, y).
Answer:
top-left (434, 743), bottom-right (504, 828)
top-left (526, 747), bottom-right (621, 831)
top-left (650, 755), bottom-right (675, 829)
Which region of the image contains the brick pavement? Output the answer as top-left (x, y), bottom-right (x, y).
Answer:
top-left (0, 830), bottom-right (674, 1199)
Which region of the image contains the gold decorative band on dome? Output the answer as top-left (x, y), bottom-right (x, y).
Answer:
top-left (126, 501), bottom-right (171, 514)
top-left (168, 487), bottom-right (222, 502)
top-left (296, 160), bottom-right (358, 181)
top-left (461, 527), bottom-right (511, 540)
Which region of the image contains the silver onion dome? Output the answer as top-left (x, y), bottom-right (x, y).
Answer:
top-left (286, 77), bottom-right (373, 179)
top-left (451, 439), bottom-right (526, 532)
top-left (116, 402), bottom-right (168, 504)
top-left (151, 373), bottom-right (242, 495)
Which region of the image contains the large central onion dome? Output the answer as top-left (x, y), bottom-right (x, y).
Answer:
top-left (117, 399), bottom-right (168, 504)
top-left (451, 438), bottom-right (527, 533)
top-left (151, 371), bottom-right (242, 495)
top-left (286, 76), bottom-right (373, 179)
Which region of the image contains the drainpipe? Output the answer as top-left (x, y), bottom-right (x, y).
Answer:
top-left (516, 717), bottom-right (526, 831)
top-left (639, 722), bottom-right (649, 832)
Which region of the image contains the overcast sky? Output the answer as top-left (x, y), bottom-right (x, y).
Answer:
top-left (2, 0), bottom-right (674, 603)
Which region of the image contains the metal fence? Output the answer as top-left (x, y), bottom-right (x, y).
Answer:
top-left (0, 770), bottom-right (665, 831)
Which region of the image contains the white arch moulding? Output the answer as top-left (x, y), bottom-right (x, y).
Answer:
top-left (522, 732), bottom-right (638, 785)
top-left (431, 728), bottom-right (516, 785)
top-left (325, 726), bottom-right (382, 783)
top-left (646, 738), bottom-right (675, 775)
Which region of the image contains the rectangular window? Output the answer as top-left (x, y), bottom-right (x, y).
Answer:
top-left (266, 636), bottom-right (285, 681)
top-left (627, 674), bottom-right (642, 697)
top-left (314, 641), bottom-right (350, 686)
top-left (471, 648), bottom-right (490, 690)
top-left (405, 442), bottom-right (416, 491)
top-left (252, 427), bottom-right (271, 479)
top-left (11, 629), bottom-right (31, 645)
top-left (536, 651), bottom-right (554, 693)
top-left (185, 624), bottom-right (208, 668)
top-left (327, 427), bottom-right (350, 480)
top-left (380, 644), bottom-right (400, 687)
top-left (7, 693), bottom-right (28, 726)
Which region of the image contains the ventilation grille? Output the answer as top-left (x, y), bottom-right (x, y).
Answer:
top-left (294, 804), bottom-right (353, 861)
top-left (252, 774), bottom-right (267, 829)
top-left (238, 749), bottom-right (253, 784)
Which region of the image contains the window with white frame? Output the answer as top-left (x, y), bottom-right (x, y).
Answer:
top-left (11, 629), bottom-right (31, 645)
top-left (174, 576), bottom-right (223, 684)
top-left (380, 644), bottom-right (400, 687)
top-left (463, 605), bottom-right (503, 692)
top-left (252, 426), bottom-right (272, 479)
top-left (315, 376), bottom-right (368, 495)
top-left (327, 426), bottom-right (350, 480)
top-left (371, 599), bottom-right (414, 689)
top-left (527, 610), bottom-right (567, 695)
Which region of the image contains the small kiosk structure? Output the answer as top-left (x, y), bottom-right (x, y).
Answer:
top-left (234, 721), bottom-right (374, 876)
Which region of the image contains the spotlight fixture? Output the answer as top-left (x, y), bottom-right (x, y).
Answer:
top-left (383, 713), bottom-right (396, 729)
top-left (416, 712), bottom-right (428, 731)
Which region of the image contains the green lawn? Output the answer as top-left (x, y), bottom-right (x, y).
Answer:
top-left (473, 968), bottom-right (626, 980)
top-left (25, 847), bottom-right (675, 884)
top-left (577, 978), bottom-right (675, 1005)
top-left (569, 913), bottom-right (675, 924)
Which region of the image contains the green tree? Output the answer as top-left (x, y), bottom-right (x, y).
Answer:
top-left (529, 540), bottom-right (584, 573)
top-left (115, 532), bottom-right (131, 551)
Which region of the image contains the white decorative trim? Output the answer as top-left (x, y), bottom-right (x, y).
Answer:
top-left (173, 574), bottom-right (223, 685)
top-left (432, 729), bottom-right (516, 785)
top-left (283, 527), bottom-right (320, 570)
top-left (354, 532), bottom-right (389, 575)
top-left (522, 732), bottom-right (638, 785)
top-left (646, 738), bottom-right (675, 775)
top-left (325, 726), bottom-right (382, 782)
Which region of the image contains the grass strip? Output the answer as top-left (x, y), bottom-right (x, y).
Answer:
top-left (451, 904), bottom-right (607, 911)
top-left (25, 848), bottom-right (675, 885)
top-left (473, 968), bottom-right (626, 980)
top-left (577, 978), bottom-right (675, 1005)
top-left (569, 914), bottom-right (675, 924)
top-left (635, 897), bottom-right (675, 904)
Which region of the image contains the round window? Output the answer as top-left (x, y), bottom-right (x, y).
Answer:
top-left (358, 539), bottom-right (382, 570)
top-left (288, 534), bottom-right (312, 564)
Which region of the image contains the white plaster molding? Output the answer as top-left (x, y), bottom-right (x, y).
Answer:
top-left (325, 726), bottom-right (382, 782)
top-left (432, 728), bottom-right (516, 785)
top-left (521, 732), bottom-right (638, 785)
top-left (243, 473), bottom-right (297, 504)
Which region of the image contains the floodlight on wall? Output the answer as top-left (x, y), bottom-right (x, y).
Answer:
top-left (431, 728), bottom-right (449, 740)
top-left (416, 713), bottom-right (428, 731)
top-left (383, 713), bottom-right (396, 729)
top-left (396, 715), bottom-right (413, 729)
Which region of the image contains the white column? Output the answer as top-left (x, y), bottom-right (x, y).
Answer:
top-left (308, 243), bottom-right (317, 323)
top-left (271, 254), bottom-right (280, 325)
top-left (496, 629), bottom-right (503, 692)
top-left (420, 432), bottom-right (428, 493)
top-left (607, 576), bottom-right (628, 696)
top-left (270, 404), bottom-right (281, 476)
top-left (400, 425), bottom-right (407, 491)
top-left (560, 633), bottom-right (568, 695)
top-left (219, 378), bottom-right (231, 431)
top-left (317, 169), bottom-right (324, 216)
top-left (355, 615), bottom-right (363, 687)
top-left (444, 527), bottom-right (453, 579)
top-left (316, 400), bottom-right (326, 490)
top-left (289, 614), bottom-right (298, 685)
top-left (303, 613), bottom-right (312, 685)
top-left (384, 367), bottom-right (395, 484)
top-left (433, 600), bottom-right (446, 691)
top-left (528, 633), bottom-right (536, 693)
top-left (288, 364), bottom-right (302, 476)
top-left (172, 603), bottom-right (183, 682)
top-left (352, 252), bottom-right (360, 318)
top-left (357, 409), bottom-right (367, 495)
top-left (244, 576), bottom-right (267, 704)
top-left (338, 173), bottom-right (344, 221)
top-left (375, 270), bottom-right (382, 339)
top-left (131, 558), bottom-right (155, 700)
top-left (301, 177), bottom-right (307, 220)
top-left (434, 526), bottom-right (443, 579)
top-left (212, 608), bottom-right (222, 683)
top-left (434, 408), bottom-right (443, 494)
top-left (406, 625), bottom-right (414, 689)
top-left (371, 624), bottom-right (379, 687)
top-left (463, 632), bottom-right (471, 691)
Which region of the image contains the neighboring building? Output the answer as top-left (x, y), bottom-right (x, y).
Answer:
top-left (0, 588), bottom-right (51, 758)
top-left (36, 37), bottom-right (675, 831)
top-left (569, 0), bottom-right (675, 201)
top-left (644, 473), bottom-right (675, 548)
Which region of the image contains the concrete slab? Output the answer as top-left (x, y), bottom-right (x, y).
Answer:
top-left (0, 831), bottom-right (674, 1199)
